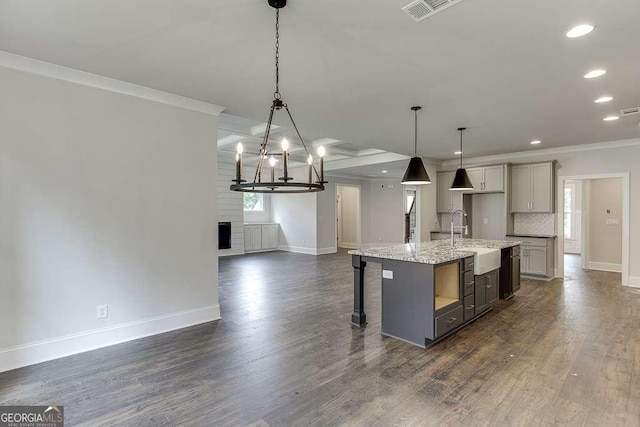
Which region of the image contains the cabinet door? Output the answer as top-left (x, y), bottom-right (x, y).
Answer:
top-left (483, 166), bottom-right (504, 192)
top-left (531, 163), bottom-right (553, 213)
top-left (244, 226), bottom-right (252, 251)
top-left (486, 270), bottom-right (499, 305)
top-left (268, 224), bottom-right (279, 249)
top-left (475, 275), bottom-right (488, 314)
top-left (466, 168), bottom-right (484, 193)
top-left (437, 172), bottom-right (453, 213)
top-left (527, 247), bottom-right (547, 276)
top-left (511, 164), bottom-right (531, 212)
top-left (251, 226), bottom-right (262, 251)
top-left (261, 226), bottom-right (270, 250)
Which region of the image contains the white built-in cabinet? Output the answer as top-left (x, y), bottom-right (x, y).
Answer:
top-left (436, 172), bottom-right (463, 213)
top-left (466, 165), bottom-right (504, 193)
top-left (244, 223), bottom-right (279, 252)
top-left (510, 162), bottom-right (554, 213)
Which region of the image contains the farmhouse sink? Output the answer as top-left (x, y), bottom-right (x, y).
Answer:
top-left (463, 247), bottom-right (500, 275)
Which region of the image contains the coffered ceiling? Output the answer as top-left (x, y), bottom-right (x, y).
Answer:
top-left (1, 0), bottom-right (639, 160)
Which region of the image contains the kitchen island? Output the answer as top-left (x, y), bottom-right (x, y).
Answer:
top-left (349, 239), bottom-right (521, 348)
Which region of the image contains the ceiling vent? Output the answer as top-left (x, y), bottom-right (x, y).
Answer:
top-left (402, 0), bottom-right (464, 22)
top-left (620, 107), bottom-right (639, 117)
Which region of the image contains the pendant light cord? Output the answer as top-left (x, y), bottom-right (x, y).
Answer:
top-left (459, 130), bottom-right (463, 168)
top-left (414, 109), bottom-right (418, 157)
top-left (274, 9), bottom-right (281, 100)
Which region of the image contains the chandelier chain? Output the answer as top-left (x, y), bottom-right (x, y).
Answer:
top-left (274, 9), bottom-right (281, 99)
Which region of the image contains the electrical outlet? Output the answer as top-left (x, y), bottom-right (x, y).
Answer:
top-left (483, 218), bottom-right (489, 224)
top-left (382, 270), bottom-right (394, 279)
top-left (96, 304), bottom-right (108, 319)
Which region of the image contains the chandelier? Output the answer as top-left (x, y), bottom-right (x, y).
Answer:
top-left (230, 0), bottom-right (326, 193)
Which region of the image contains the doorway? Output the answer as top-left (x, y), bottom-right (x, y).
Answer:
top-left (336, 184), bottom-right (361, 249)
top-left (558, 174), bottom-right (629, 285)
top-left (404, 186), bottom-right (420, 243)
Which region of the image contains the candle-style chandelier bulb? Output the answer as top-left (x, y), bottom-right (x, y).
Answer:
top-left (269, 156), bottom-right (276, 167)
top-left (236, 142), bottom-right (244, 154)
top-left (317, 145), bottom-right (326, 157)
top-left (307, 155), bottom-right (313, 165)
top-left (281, 138), bottom-right (289, 151)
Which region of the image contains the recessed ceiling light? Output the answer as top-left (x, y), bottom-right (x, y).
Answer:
top-left (594, 96), bottom-right (613, 103)
top-left (584, 69), bottom-right (606, 79)
top-left (530, 140), bottom-right (542, 145)
top-left (381, 170), bottom-right (388, 174)
top-left (603, 115), bottom-right (619, 121)
top-left (454, 151), bottom-right (463, 155)
top-left (566, 24), bottom-right (595, 38)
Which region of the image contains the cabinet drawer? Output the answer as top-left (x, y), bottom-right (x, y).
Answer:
top-left (463, 271), bottom-right (475, 296)
top-left (463, 256), bottom-right (475, 273)
top-left (511, 245), bottom-right (520, 257)
top-left (435, 305), bottom-right (464, 338)
top-left (463, 294), bottom-right (475, 321)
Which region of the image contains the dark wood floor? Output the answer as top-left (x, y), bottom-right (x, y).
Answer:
top-left (1, 252), bottom-right (639, 426)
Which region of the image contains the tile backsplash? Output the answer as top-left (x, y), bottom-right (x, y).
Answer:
top-left (513, 213), bottom-right (556, 235)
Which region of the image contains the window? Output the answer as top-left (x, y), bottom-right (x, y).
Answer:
top-left (243, 193), bottom-right (264, 212)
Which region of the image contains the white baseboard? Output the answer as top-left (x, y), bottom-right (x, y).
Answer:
top-left (587, 261), bottom-right (622, 273)
top-left (278, 245), bottom-right (338, 256)
top-left (339, 242), bottom-right (359, 250)
top-left (317, 246), bottom-right (338, 255)
top-left (0, 304), bottom-right (221, 373)
top-left (626, 276), bottom-right (640, 288)
top-left (278, 245), bottom-right (317, 255)
top-left (218, 249), bottom-right (245, 257)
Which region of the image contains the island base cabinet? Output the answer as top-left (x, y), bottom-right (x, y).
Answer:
top-left (435, 305), bottom-right (464, 338)
top-left (463, 294), bottom-right (475, 321)
top-left (475, 269), bottom-right (499, 314)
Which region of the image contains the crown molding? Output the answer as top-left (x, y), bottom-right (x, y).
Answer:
top-left (0, 50), bottom-right (226, 116)
top-left (440, 138), bottom-right (640, 168)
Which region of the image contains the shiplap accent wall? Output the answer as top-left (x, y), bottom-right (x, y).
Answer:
top-left (218, 160), bottom-right (245, 256)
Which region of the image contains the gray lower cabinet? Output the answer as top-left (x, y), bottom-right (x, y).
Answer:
top-left (463, 294), bottom-right (475, 321)
top-left (475, 269), bottom-right (499, 314)
top-left (435, 305), bottom-right (464, 337)
top-left (379, 256), bottom-right (498, 348)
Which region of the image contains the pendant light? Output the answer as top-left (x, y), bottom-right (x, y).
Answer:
top-left (230, 0), bottom-right (326, 194)
top-left (401, 106), bottom-right (431, 185)
top-left (449, 127), bottom-right (473, 191)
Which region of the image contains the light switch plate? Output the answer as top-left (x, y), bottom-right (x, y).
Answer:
top-left (606, 218), bottom-right (620, 225)
top-left (382, 270), bottom-right (394, 279)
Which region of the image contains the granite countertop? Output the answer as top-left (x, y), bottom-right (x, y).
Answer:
top-left (506, 233), bottom-right (557, 239)
top-left (348, 238), bottom-right (521, 265)
top-left (430, 230), bottom-right (461, 234)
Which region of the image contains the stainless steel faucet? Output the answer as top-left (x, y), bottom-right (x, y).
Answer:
top-left (450, 209), bottom-right (469, 248)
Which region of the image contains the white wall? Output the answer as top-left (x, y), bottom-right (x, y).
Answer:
top-left (587, 178), bottom-right (622, 270)
top-left (217, 157), bottom-right (245, 256)
top-left (0, 64), bottom-right (221, 372)
top-left (271, 167), bottom-right (318, 253)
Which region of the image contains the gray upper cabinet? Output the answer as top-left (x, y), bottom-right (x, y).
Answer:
top-left (464, 165), bottom-right (504, 193)
top-left (466, 168), bottom-right (483, 192)
top-left (510, 162), bottom-right (554, 213)
top-left (437, 172), bottom-right (463, 213)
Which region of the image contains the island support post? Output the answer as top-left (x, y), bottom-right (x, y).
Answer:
top-left (351, 255), bottom-right (367, 326)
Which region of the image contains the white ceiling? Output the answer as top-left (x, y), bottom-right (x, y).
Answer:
top-left (1, 0), bottom-right (639, 160)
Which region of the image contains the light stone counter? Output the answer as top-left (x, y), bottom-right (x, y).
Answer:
top-left (349, 238), bottom-right (521, 265)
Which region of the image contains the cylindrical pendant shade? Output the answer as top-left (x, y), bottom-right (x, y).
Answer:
top-left (401, 157), bottom-right (431, 185)
top-left (449, 168), bottom-right (474, 191)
